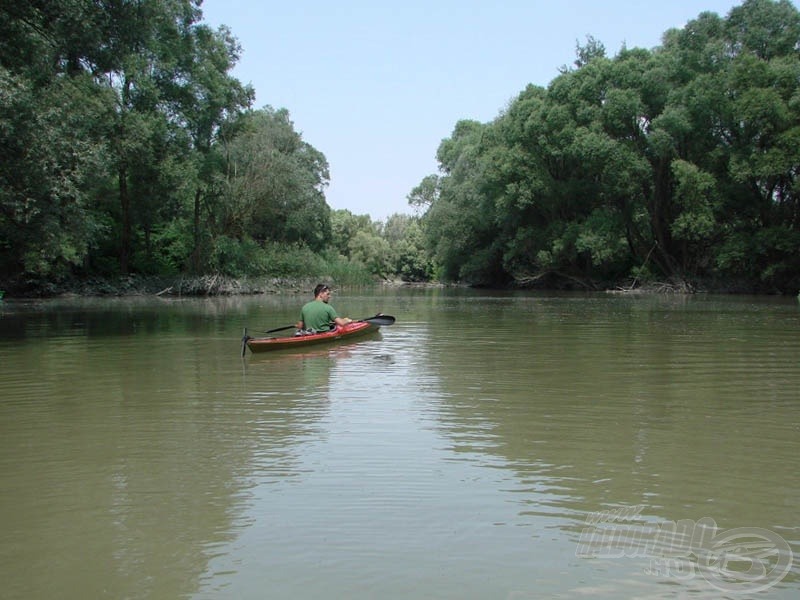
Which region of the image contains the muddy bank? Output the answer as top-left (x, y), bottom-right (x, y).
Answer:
top-left (509, 270), bottom-right (799, 296)
top-left (1, 275), bottom-right (327, 299)
top-left (3, 272), bottom-right (795, 299)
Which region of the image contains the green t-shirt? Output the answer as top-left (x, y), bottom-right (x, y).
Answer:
top-left (300, 300), bottom-right (338, 332)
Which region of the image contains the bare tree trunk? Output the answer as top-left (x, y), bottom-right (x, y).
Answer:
top-left (650, 157), bottom-right (678, 276)
top-left (192, 187), bottom-right (202, 273)
top-left (119, 166), bottom-right (130, 274)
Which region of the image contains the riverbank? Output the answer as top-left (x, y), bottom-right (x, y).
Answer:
top-left (2, 272), bottom-right (796, 299)
top-left (1, 274), bottom-right (326, 299)
top-left (509, 269), bottom-right (799, 296)
top-left (0, 274), bottom-right (449, 299)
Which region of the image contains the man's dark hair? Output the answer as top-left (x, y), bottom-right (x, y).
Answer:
top-left (314, 283), bottom-right (331, 297)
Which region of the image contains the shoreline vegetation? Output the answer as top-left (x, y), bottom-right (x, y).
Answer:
top-left (0, 274), bottom-right (438, 299)
top-left (1, 272), bottom-right (793, 300)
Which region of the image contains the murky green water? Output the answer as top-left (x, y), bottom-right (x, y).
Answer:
top-left (1, 289), bottom-right (798, 599)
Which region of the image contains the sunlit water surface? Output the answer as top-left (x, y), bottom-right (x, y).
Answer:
top-left (1, 289), bottom-right (798, 599)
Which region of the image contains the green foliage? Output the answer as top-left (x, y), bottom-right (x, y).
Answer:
top-left (329, 210), bottom-right (433, 282)
top-left (421, 118), bottom-right (511, 284)
top-left (148, 220), bottom-right (195, 275)
top-left (753, 227), bottom-right (800, 289)
top-left (0, 2), bottom-right (355, 287)
top-left (348, 230), bottom-right (393, 278)
top-left (5, 0), bottom-right (800, 294)
top-left (575, 209), bottom-right (630, 275)
top-left (0, 67), bottom-right (109, 278)
top-left (384, 215), bottom-right (434, 281)
top-left (715, 225), bottom-right (800, 291)
top-left (573, 35), bottom-right (607, 70)
top-left (413, 0), bottom-right (800, 293)
top-left (210, 236), bottom-right (265, 277)
top-left (407, 175), bottom-right (440, 210)
top-left (218, 108), bottom-right (331, 252)
top-left (330, 209), bottom-right (376, 257)
top-left (317, 249), bottom-right (375, 286)
top-left (670, 160), bottom-right (718, 243)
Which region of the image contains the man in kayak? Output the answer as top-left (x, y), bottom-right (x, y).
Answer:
top-left (295, 284), bottom-right (353, 334)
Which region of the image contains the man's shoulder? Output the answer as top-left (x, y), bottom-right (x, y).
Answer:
top-left (302, 300), bottom-right (333, 313)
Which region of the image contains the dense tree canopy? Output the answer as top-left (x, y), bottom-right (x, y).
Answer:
top-left (2, 0), bottom-right (799, 294)
top-left (416, 0), bottom-right (800, 293)
top-left (0, 0), bottom-right (342, 286)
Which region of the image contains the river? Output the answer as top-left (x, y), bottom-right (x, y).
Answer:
top-left (0, 288), bottom-right (798, 599)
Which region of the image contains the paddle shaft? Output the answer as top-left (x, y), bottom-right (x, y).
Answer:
top-left (263, 323), bottom-right (297, 334)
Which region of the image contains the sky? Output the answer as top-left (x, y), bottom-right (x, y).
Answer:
top-left (199, 0), bottom-right (766, 222)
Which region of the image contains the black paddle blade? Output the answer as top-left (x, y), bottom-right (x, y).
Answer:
top-left (362, 314), bottom-right (395, 326)
top-left (241, 328), bottom-right (250, 357)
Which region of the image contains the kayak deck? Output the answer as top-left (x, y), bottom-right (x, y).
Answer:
top-left (245, 321), bottom-right (379, 353)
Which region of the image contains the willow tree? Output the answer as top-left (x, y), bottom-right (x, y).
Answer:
top-left (180, 23), bottom-right (254, 273)
top-left (416, 0), bottom-right (800, 292)
top-left (421, 119), bottom-right (509, 283)
top-left (0, 1), bottom-right (114, 279)
top-left (0, 0), bottom-right (255, 279)
top-left (90, 0), bottom-right (207, 273)
top-left (654, 0), bottom-right (800, 288)
top-left (215, 107), bottom-right (331, 256)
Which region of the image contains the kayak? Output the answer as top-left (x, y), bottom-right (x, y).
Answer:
top-left (242, 314), bottom-right (395, 355)
top-left (245, 321), bottom-right (380, 353)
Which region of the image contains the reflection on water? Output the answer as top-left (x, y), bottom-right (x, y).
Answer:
top-left (0, 291), bottom-right (798, 599)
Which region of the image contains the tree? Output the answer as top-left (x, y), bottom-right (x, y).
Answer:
top-left (0, 68), bottom-right (110, 278)
top-left (180, 23), bottom-right (254, 272)
top-left (348, 230), bottom-right (392, 278)
top-left (415, 0), bottom-right (800, 292)
top-left (383, 215), bottom-right (432, 281)
top-left (217, 108), bottom-right (331, 252)
top-left (574, 35), bottom-right (607, 69)
top-left (407, 174), bottom-right (439, 211)
top-left (92, 0), bottom-right (206, 274)
top-left (421, 119), bottom-right (513, 283)
top-left (330, 209), bottom-right (376, 257)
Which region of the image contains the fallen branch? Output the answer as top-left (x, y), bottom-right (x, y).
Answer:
top-left (514, 270), bottom-right (597, 290)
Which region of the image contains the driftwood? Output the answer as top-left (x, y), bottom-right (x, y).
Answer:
top-left (514, 271), bottom-right (598, 290)
top-left (610, 279), bottom-right (695, 295)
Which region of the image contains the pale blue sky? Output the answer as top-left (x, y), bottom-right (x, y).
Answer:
top-left (200, 1), bottom-right (773, 221)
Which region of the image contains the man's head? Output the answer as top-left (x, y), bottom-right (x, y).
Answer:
top-left (313, 284), bottom-right (332, 301)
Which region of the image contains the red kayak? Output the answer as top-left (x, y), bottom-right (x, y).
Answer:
top-left (242, 314), bottom-right (395, 354)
